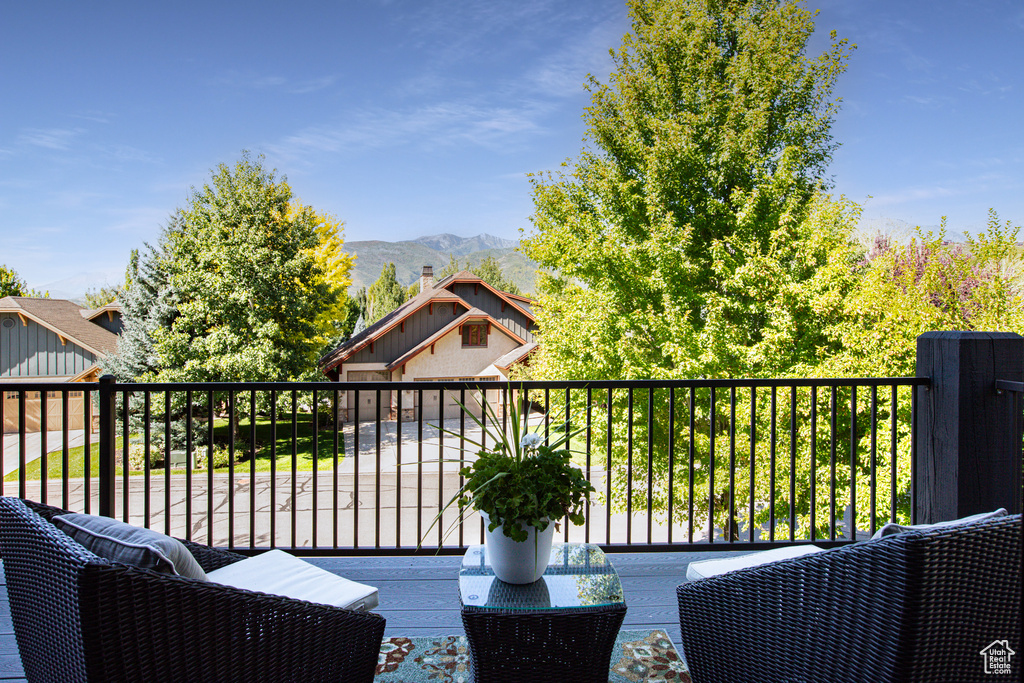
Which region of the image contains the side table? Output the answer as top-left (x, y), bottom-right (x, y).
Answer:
top-left (459, 542), bottom-right (627, 682)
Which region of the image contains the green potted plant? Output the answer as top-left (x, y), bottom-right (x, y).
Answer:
top-left (427, 388), bottom-right (594, 584)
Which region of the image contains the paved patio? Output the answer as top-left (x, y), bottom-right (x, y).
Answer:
top-left (0, 547), bottom-right (745, 682)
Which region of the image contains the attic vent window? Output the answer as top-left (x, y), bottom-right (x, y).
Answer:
top-left (462, 323), bottom-right (488, 348)
top-left (1, 318), bottom-right (13, 329)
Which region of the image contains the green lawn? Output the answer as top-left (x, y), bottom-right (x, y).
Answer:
top-left (4, 413), bottom-right (346, 482)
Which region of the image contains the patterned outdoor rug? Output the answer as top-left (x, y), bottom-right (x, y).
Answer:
top-left (375, 629), bottom-right (690, 682)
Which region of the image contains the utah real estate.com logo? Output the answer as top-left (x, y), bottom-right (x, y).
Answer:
top-left (979, 640), bottom-right (1015, 675)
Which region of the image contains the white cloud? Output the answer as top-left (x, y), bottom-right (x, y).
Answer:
top-left (525, 19), bottom-right (622, 97)
top-left (17, 127), bottom-right (83, 150)
top-left (211, 71), bottom-right (336, 94)
top-left (269, 99), bottom-right (547, 162)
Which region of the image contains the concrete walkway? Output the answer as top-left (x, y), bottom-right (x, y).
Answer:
top-left (6, 415), bottom-right (697, 549)
top-left (339, 417), bottom-right (516, 473)
top-left (2, 429), bottom-right (87, 476)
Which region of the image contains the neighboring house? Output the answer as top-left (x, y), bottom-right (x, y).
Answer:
top-left (319, 267), bottom-right (537, 421)
top-left (1, 296), bottom-right (121, 433)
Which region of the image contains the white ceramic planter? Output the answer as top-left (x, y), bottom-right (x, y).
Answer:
top-left (480, 511), bottom-right (555, 584)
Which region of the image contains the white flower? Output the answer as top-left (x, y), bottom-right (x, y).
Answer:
top-left (519, 432), bottom-right (543, 450)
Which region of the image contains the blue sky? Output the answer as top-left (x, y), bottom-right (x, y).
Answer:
top-left (1, 0), bottom-right (1022, 293)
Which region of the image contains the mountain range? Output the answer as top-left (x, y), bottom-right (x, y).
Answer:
top-left (36, 220), bottom-right (980, 301)
top-left (346, 233), bottom-right (540, 294)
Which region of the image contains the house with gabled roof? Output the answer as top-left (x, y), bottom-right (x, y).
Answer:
top-left (318, 266), bottom-right (536, 421)
top-left (1, 296), bottom-right (121, 433)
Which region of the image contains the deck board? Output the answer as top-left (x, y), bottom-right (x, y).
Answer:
top-left (0, 548), bottom-right (745, 680)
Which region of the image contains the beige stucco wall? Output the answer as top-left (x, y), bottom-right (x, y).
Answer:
top-left (400, 326), bottom-right (519, 381)
top-left (389, 325), bottom-right (518, 421)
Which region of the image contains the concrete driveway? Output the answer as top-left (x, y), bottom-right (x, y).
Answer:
top-left (3, 429), bottom-right (87, 476)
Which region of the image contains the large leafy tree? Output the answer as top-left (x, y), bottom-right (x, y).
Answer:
top-left (521, 0), bottom-right (866, 540)
top-left (152, 154), bottom-right (350, 382)
top-left (523, 0), bottom-right (855, 381)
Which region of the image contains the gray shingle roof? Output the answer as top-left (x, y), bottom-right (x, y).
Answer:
top-left (0, 296), bottom-right (119, 356)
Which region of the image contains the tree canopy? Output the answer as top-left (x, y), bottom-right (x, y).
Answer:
top-left (433, 253), bottom-right (522, 295)
top-left (523, 0), bottom-right (856, 381)
top-left (823, 211), bottom-right (1024, 378)
top-left (0, 265), bottom-right (30, 298)
top-left (0, 265), bottom-right (48, 298)
top-left (139, 154), bottom-right (352, 383)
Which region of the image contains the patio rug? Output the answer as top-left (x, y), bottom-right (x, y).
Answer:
top-left (375, 628), bottom-right (690, 682)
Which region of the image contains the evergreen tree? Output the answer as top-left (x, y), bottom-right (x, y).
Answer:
top-left (365, 262), bottom-right (407, 323)
top-left (436, 254), bottom-right (465, 280)
top-left (101, 217), bottom-right (179, 382)
top-left (472, 255), bottom-right (521, 295)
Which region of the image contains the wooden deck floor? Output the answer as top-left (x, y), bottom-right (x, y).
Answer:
top-left (0, 549), bottom-right (743, 681)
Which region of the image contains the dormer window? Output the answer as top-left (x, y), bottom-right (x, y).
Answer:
top-left (462, 323), bottom-right (488, 348)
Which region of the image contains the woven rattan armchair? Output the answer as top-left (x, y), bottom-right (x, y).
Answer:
top-left (0, 497), bottom-right (385, 683)
top-left (677, 514), bottom-right (1021, 683)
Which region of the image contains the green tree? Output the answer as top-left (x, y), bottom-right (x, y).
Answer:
top-left (365, 262), bottom-right (407, 323)
top-left (83, 285), bottom-right (121, 308)
top-left (0, 265), bottom-right (48, 298)
top-left (520, 0), bottom-right (861, 539)
top-left (523, 0), bottom-right (854, 381)
top-left (436, 254), bottom-right (465, 280)
top-left (824, 211), bottom-right (1024, 378)
top-left (340, 287), bottom-right (367, 340)
top-left (152, 153), bottom-right (346, 383)
top-left (473, 255), bottom-right (521, 295)
top-left (0, 265), bottom-right (29, 297)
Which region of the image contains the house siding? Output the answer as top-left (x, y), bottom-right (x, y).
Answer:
top-left (348, 303), bottom-right (461, 364)
top-left (448, 283), bottom-right (533, 342)
top-left (93, 314), bottom-right (123, 335)
top-left (0, 313), bottom-right (98, 378)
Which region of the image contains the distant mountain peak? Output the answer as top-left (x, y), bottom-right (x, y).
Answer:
top-left (409, 233), bottom-right (518, 254)
top-left (345, 233), bottom-right (536, 294)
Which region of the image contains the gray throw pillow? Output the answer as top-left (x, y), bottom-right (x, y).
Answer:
top-left (53, 513), bottom-right (207, 580)
top-left (870, 508), bottom-right (1008, 539)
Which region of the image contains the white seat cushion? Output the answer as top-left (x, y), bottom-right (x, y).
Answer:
top-left (685, 545), bottom-right (825, 581)
top-left (206, 549), bottom-right (379, 611)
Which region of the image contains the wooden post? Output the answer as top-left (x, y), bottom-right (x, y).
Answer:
top-left (98, 374), bottom-right (117, 518)
top-left (916, 331), bottom-right (1023, 523)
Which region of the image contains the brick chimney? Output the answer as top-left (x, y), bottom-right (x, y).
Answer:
top-left (420, 265), bottom-right (434, 292)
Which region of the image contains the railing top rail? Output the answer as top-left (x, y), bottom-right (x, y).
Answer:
top-left (1, 376), bottom-right (931, 392)
top-left (0, 382), bottom-right (98, 392)
top-left (995, 379), bottom-right (1024, 394)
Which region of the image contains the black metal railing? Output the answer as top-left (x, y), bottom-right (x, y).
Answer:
top-left (2, 376), bottom-right (929, 555)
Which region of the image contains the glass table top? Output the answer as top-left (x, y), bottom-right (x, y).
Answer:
top-left (459, 543), bottom-right (624, 610)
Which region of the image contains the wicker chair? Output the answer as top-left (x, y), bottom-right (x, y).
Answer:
top-left (677, 514), bottom-right (1021, 683)
top-left (0, 497), bottom-right (386, 683)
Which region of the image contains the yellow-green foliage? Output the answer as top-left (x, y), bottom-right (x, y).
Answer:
top-left (825, 210), bottom-right (1023, 378)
